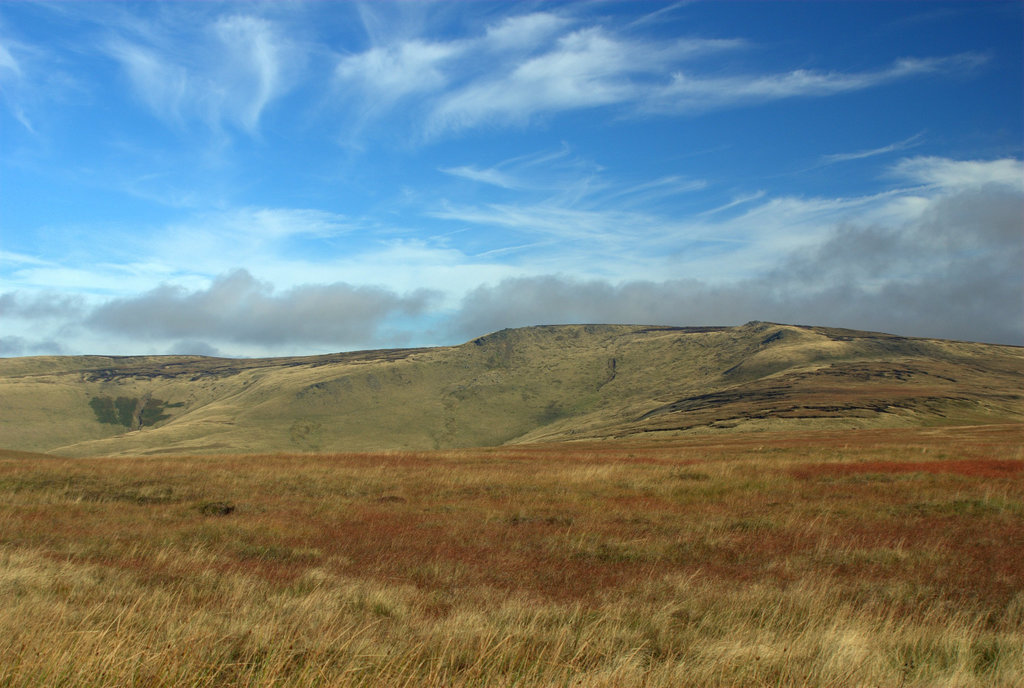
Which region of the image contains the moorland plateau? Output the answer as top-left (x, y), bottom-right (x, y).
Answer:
top-left (0, 321), bottom-right (1021, 456)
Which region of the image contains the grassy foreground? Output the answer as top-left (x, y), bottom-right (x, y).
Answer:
top-left (1, 424), bottom-right (1022, 687)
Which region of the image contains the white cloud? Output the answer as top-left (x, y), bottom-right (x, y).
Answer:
top-left (439, 165), bottom-right (524, 190)
top-left (332, 11), bottom-right (571, 110)
top-left (335, 39), bottom-right (463, 101)
top-left (626, 2), bottom-right (693, 29)
top-left (438, 144), bottom-right (589, 193)
top-left (646, 54), bottom-right (987, 113)
top-left (423, 32), bottom-right (980, 136)
top-left (333, 9), bottom-right (744, 138)
top-left (107, 39), bottom-right (189, 124)
top-left (483, 12), bottom-right (570, 51)
top-left (0, 250), bottom-right (49, 266)
top-left (890, 156), bottom-right (1024, 190)
top-left (430, 201), bottom-right (645, 245)
top-left (211, 15), bottom-right (291, 132)
top-left (600, 175), bottom-right (708, 205)
top-left (6, 265), bottom-right (167, 296)
top-left (0, 41), bottom-right (22, 78)
top-left (150, 207), bottom-right (358, 265)
top-left (322, 7), bottom-right (983, 141)
top-left (819, 133), bottom-right (924, 165)
top-left (698, 191), bottom-right (766, 217)
top-left (105, 14), bottom-right (300, 133)
top-left (218, 207), bottom-right (357, 240)
top-left (0, 33), bottom-right (43, 132)
top-left (428, 28), bottom-right (656, 133)
top-left (434, 186), bottom-right (849, 256)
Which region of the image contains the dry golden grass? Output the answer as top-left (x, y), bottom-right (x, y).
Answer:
top-left (1, 424), bottom-right (1022, 686)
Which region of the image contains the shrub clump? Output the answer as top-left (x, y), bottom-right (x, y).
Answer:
top-left (197, 501), bottom-right (235, 516)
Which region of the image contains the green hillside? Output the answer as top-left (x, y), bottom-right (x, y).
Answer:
top-left (0, 323), bottom-right (1021, 456)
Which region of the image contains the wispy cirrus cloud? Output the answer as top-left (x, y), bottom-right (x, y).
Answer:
top-left (106, 39), bottom-right (188, 124)
top-left (0, 31), bottom-right (53, 133)
top-left (0, 3), bottom-right (997, 148)
top-left (645, 53), bottom-right (988, 113)
top-left (439, 165), bottom-right (524, 190)
top-left (426, 28), bottom-right (742, 135)
top-left (431, 156), bottom-right (1024, 287)
top-left (105, 13), bottom-right (301, 134)
top-left (0, 250), bottom-right (50, 267)
top-left (329, 6), bottom-right (747, 139)
top-left (43, 2), bottom-right (986, 146)
top-left (335, 39), bottom-right (463, 103)
top-left (819, 133), bottom-right (924, 166)
top-left (428, 27), bottom-right (647, 131)
top-left (698, 191), bottom-right (767, 217)
top-left (600, 175), bottom-right (708, 206)
top-left (431, 201), bottom-right (650, 245)
top-left (330, 4), bottom-right (987, 141)
top-left (211, 15), bottom-right (294, 132)
top-left (330, 10), bottom-right (576, 135)
top-left (330, 3), bottom-right (987, 139)
top-left (483, 12), bottom-right (570, 51)
top-left (0, 41), bottom-right (21, 77)
top-left (441, 144), bottom-right (705, 210)
top-left (438, 144), bottom-right (596, 192)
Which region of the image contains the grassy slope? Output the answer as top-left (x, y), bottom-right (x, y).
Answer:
top-left (0, 322), bottom-right (1020, 456)
top-left (0, 425), bottom-right (1021, 686)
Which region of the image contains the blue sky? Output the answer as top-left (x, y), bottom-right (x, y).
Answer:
top-left (1, 1), bottom-right (1021, 356)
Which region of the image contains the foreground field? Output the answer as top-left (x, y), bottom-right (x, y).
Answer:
top-left (1, 424), bottom-right (1022, 687)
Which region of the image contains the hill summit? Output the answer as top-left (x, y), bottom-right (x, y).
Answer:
top-left (1, 322), bottom-right (1020, 456)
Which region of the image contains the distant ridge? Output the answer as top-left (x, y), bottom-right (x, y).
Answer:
top-left (1, 322), bottom-right (1021, 456)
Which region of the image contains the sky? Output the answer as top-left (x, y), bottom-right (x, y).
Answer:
top-left (1, 1), bottom-right (1021, 357)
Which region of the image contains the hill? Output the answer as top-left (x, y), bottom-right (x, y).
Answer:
top-left (0, 322), bottom-right (1020, 456)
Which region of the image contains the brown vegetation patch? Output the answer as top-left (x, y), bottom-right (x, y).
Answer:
top-left (792, 458), bottom-right (1024, 479)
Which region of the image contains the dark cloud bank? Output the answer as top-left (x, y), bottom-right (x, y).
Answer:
top-left (451, 186), bottom-right (1023, 346)
top-left (86, 269), bottom-right (439, 350)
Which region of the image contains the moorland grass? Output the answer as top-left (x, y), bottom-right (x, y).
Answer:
top-left (0, 424), bottom-right (1021, 686)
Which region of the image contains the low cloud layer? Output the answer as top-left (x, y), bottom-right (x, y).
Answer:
top-left (449, 184), bottom-right (1024, 346)
top-left (0, 336), bottom-right (67, 356)
top-left (0, 291), bottom-right (85, 320)
top-left (86, 269), bottom-right (439, 350)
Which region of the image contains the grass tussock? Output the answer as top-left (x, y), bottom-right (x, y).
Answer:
top-left (0, 424), bottom-right (1022, 686)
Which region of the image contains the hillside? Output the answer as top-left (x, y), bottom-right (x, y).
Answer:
top-left (0, 322), bottom-right (1021, 456)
